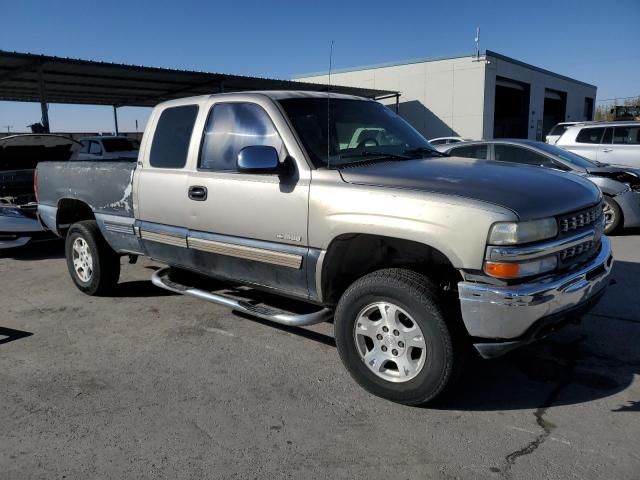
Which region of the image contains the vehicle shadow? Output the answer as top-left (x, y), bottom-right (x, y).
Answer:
top-left (0, 326), bottom-right (34, 345)
top-left (433, 258), bottom-right (640, 411)
top-left (114, 280), bottom-right (178, 298)
top-left (0, 239), bottom-right (64, 260)
top-left (612, 226), bottom-right (640, 237)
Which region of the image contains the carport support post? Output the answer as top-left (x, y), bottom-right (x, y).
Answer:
top-left (113, 106), bottom-right (119, 135)
top-left (37, 65), bottom-right (50, 133)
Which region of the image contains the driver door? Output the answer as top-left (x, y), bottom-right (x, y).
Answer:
top-left (186, 99), bottom-right (311, 298)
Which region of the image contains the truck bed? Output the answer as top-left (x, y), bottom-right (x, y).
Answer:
top-left (37, 161), bottom-right (136, 218)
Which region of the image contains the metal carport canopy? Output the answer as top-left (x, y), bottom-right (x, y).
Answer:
top-left (0, 50), bottom-right (397, 108)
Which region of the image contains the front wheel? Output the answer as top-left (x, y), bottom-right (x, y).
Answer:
top-left (603, 196), bottom-right (622, 235)
top-left (65, 220), bottom-right (121, 295)
top-left (334, 268), bottom-right (463, 406)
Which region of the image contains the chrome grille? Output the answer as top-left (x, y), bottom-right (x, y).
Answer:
top-left (559, 240), bottom-right (596, 262)
top-left (559, 203), bottom-right (603, 234)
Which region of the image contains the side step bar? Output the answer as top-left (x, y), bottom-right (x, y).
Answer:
top-left (151, 267), bottom-right (334, 327)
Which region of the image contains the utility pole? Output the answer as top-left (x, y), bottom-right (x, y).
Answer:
top-left (3, 125), bottom-right (12, 134)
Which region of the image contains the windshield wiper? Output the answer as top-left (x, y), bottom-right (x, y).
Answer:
top-left (403, 147), bottom-right (448, 157)
top-left (338, 151), bottom-right (412, 161)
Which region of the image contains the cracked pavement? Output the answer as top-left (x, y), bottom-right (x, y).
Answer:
top-left (1, 233), bottom-right (639, 479)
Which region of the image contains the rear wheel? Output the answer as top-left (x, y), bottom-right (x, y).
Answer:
top-left (65, 220), bottom-right (120, 295)
top-left (603, 196), bottom-right (622, 235)
top-left (334, 268), bottom-right (463, 405)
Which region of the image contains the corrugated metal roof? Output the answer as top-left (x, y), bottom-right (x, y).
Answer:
top-left (0, 50), bottom-right (397, 106)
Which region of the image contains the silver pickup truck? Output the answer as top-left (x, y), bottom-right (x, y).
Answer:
top-left (37, 91), bottom-right (613, 405)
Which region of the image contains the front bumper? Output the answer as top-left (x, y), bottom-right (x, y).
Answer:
top-left (458, 236), bottom-right (613, 358)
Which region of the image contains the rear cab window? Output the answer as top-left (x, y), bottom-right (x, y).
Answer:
top-left (89, 141), bottom-right (102, 155)
top-left (149, 105), bottom-right (199, 168)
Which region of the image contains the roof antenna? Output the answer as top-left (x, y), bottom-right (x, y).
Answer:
top-left (474, 27), bottom-right (481, 61)
top-left (327, 40), bottom-right (334, 168)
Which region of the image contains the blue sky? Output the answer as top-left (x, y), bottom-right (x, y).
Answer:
top-left (1, 0), bottom-right (639, 132)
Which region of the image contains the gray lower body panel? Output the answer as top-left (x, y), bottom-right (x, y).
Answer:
top-left (137, 221), bottom-right (317, 300)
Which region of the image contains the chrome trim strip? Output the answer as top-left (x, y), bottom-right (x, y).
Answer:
top-left (188, 237), bottom-right (303, 269)
top-left (487, 229), bottom-right (596, 262)
top-left (140, 230), bottom-right (187, 248)
top-left (104, 222), bottom-right (135, 235)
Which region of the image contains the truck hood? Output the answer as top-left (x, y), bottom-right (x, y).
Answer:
top-left (338, 157), bottom-right (601, 220)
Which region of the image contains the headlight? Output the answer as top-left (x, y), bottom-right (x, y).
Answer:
top-left (485, 256), bottom-right (558, 279)
top-left (0, 206), bottom-right (26, 218)
top-left (488, 218), bottom-right (558, 245)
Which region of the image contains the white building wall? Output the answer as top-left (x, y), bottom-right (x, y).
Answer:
top-left (297, 53), bottom-right (596, 141)
top-left (485, 54), bottom-right (597, 140)
top-left (298, 57), bottom-right (487, 140)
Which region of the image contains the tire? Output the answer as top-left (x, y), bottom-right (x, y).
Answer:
top-left (65, 220), bottom-right (120, 295)
top-left (334, 268), bottom-right (464, 406)
top-left (603, 196), bottom-right (622, 235)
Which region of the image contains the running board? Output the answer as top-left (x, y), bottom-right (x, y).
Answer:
top-left (151, 267), bottom-right (333, 327)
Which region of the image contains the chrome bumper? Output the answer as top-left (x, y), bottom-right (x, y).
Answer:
top-left (458, 236), bottom-right (613, 357)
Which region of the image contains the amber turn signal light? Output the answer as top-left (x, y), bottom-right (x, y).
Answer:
top-left (484, 261), bottom-right (520, 279)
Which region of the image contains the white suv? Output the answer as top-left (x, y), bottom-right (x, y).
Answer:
top-left (545, 122), bottom-right (579, 144)
top-left (556, 122), bottom-right (640, 167)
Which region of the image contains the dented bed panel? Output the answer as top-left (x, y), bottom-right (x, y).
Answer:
top-left (37, 161), bottom-right (137, 218)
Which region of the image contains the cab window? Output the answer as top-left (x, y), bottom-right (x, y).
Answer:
top-left (199, 102), bottom-right (284, 171)
top-left (448, 144), bottom-right (488, 159)
top-left (89, 141), bottom-right (102, 155)
top-left (149, 105), bottom-right (199, 169)
top-left (494, 145), bottom-right (555, 167)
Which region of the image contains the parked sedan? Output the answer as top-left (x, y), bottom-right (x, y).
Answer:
top-left (440, 139), bottom-right (640, 234)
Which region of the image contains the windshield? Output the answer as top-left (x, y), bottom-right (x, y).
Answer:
top-left (278, 98), bottom-right (437, 167)
top-left (534, 142), bottom-right (597, 168)
top-left (101, 138), bottom-right (138, 152)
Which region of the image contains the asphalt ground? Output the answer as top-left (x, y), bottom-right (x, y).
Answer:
top-left (1, 232), bottom-right (639, 479)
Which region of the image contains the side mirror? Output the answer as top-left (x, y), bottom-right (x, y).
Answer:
top-left (237, 146), bottom-right (279, 173)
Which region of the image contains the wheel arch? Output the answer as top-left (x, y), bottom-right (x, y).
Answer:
top-left (318, 233), bottom-right (462, 305)
top-left (56, 198), bottom-right (96, 236)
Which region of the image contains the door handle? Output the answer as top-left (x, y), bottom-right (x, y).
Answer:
top-left (188, 185), bottom-right (208, 201)
top-left (602, 148), bottom-right (613, 153)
